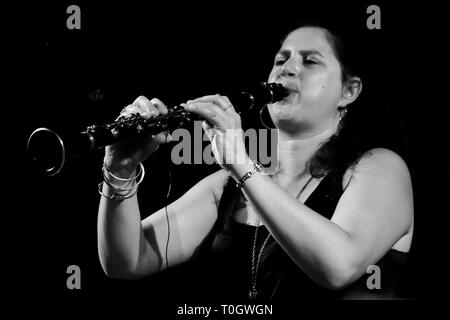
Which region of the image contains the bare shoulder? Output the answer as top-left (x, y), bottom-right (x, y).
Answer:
top-left (362, 148), bottom-right (408, 167)
top-left (343, 148), bottom-right (411, 188)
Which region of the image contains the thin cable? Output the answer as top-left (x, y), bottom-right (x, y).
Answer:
top-left (163, 134), bottom-right (172, 269)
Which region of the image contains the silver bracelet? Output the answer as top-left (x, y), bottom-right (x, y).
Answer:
top-left (235, 162), bottom-right (264, 188)
top-left (102, 162), bottom-right (145, 191)
top-left (98, 181), bottom-right (138, 202)
top-left (103, 162), bottom-right (144, 182)
top-left (99, 162), bottom-right (145, 202)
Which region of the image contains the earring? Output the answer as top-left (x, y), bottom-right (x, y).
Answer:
top-left (337, 107), bottom-right (348, 132)
top-left (259, 104), bottom-right (275, 129)
top-left (338, 106), bottom-right (348, 122)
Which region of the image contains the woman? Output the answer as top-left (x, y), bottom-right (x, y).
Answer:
top-left (97, 23), bottom-right (414, 300)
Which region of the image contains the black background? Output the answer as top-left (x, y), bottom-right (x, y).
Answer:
top-left (6, 0), bottom-right (444, 316)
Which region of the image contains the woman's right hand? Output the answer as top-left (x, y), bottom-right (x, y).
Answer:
top-left (103, 96), bottom-right (173, 178)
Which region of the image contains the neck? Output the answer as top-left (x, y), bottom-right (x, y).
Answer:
top-left (275, 128), bottom-right (335, 177)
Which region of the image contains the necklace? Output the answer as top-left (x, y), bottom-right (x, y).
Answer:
top-left (248, 175), bottom-right (314, 300)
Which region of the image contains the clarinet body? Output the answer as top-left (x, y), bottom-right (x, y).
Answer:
top-left (27, 82), bottom-right (288, 176)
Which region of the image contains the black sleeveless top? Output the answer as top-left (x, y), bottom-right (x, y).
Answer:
top-left (179, 170), bottom-right (409, 301)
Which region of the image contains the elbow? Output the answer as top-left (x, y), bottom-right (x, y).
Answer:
top-left (98, 251), bottom-right (142, 280)
top-left (103, 268), bottom-right (126, 280)
top-left (99, 257), bottom-right (128, 279)
top-left (316, 261), bottom-right (361, 290)
top-left (105, 272), bottom-right (140, 280)
top-left (101, 264), bottom-right (130, 280)
top-left (101, 262), bottom-right (142, 280)
top-left (322, 273), bottom-right (355, 290)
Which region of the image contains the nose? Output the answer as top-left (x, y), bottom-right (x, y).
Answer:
top-left (280, 57), bottom-right (300, 78)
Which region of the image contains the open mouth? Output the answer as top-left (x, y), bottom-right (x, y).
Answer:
top-left (280, 88), bottom-right (299, 102)
top-left (275, 82), bottom-right (298, 94)
top-left (283, 85), bottom-right (299, 94)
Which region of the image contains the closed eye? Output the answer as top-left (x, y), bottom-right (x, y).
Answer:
top-left (274, 51), bottom-right (289, 66)
top-left (274, 58), bottom-right (286, 66)
top-left (304, 57), bottom-right (319, 65)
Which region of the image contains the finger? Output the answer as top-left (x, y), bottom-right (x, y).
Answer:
top-left (202, 120), bottom-right (214, 131)
top-left (132, 96), bottom-right (159, 118)
top-left (201, 120), bottom-right (215, 139)
top-left (152, 130), bottom-right (173, 144)
top-left (119, 104), bottom-right (141, 117)
top-left (116, 105), bottom-right (131, 121)
top-left (185, 102), bottom-right (228, 129)
top-left (220, 95), bottom-right (236, 113)
top-left (189, 94), bottom-right (236, 114)
top-left (213, 95), bottom-right (236, 114)
top-left (150, 97), bottom-right (169, 115)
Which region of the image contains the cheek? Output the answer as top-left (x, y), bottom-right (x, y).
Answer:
top-left (304, 73), bottom-right (341, 104)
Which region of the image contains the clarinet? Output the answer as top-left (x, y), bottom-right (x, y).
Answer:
top-left (27, 82), bottom-right (289, 176)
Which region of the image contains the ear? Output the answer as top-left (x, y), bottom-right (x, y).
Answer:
top-left (339, 76), bottom-right (362, 108)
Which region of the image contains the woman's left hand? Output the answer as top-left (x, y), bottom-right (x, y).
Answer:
top-left (183, 94), bottom-right (251, 171)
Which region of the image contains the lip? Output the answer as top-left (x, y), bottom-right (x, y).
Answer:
top-left (274, 81), bottom-right (299, 93)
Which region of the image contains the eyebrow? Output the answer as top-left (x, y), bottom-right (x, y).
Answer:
top-left (276, 49), bottom-right (325, 59)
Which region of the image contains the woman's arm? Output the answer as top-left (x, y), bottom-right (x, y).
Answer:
top-left (98, 169), bottom-right (228, 279)
top-left (232, 148), bottom-right (413, 289)
top-left (182, 94), bottom-right (413, 290)
top-left (97, 94), bottom-right (230, 280)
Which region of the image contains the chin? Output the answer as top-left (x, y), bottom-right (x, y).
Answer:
top-left (269, 102), bottom-right (297, 120)
top-left (271, 110), bottom-right (297, 128)
top-left (269, 102), bottom-right (303, 130)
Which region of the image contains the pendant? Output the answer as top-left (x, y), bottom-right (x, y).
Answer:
top-left (249, 290), bottom-right (257, 300)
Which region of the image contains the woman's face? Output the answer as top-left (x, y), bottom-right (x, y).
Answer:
top-left (268, 27), bottom-right (344, 136)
